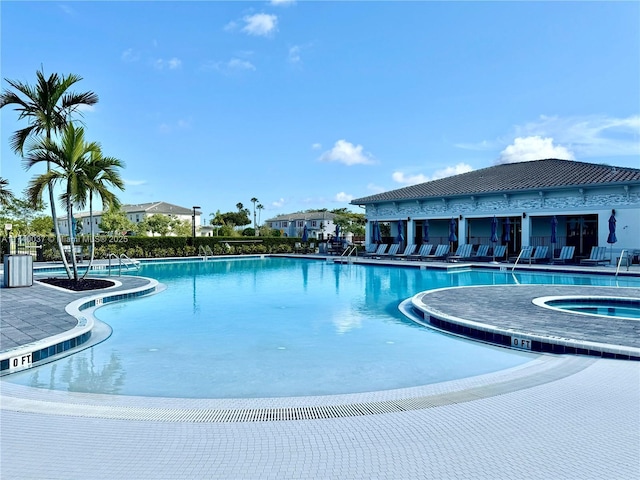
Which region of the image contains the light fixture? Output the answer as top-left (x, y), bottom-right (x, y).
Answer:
top-left (522, 212), bottom-right (527, 218)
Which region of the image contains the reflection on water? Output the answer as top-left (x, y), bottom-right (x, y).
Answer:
top-left (27, 350), bottom-right (125, 394)
top-left (5, 258), bottom-right (639, 398)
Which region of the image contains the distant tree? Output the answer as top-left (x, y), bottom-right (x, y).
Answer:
top-left (169, 216), bottom-right (191, 236)
top-left (250, 197), bottom-right (258, 235)
top-left (209, 210), bottom-right (225, 235)
top-left (222, 210), bottom-right (251, 228)
top-left (257, 203), bottom-right (264, 226)
top-left (333, 210), bottom-right (366, 236)
top-left (146, 214), bottom-right (171, 236)
top-left (0, 178), bottom-right (14, 206)
top-left (30, 215), bottom-right (53, 235)
top-left (99, 207), bottom-right (133, 235)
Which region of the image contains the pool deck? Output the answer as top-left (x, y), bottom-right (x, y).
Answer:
top-left (1, 258), bottom-right (639, 479)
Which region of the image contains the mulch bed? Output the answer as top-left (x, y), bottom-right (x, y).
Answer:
top-left (39, 277), bottom-right (116, 291)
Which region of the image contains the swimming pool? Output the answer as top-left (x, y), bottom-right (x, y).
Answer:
top-left (544, 297), bottom-right (640, 320)
top-left (6, 258), bottom-right (638, 398)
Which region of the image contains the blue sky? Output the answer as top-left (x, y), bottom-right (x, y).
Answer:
top-left (2, 1), bottom-right (639, 224)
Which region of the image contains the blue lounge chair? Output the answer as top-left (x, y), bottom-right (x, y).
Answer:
top-left (395, 244), bottom-right (417, 260)
top-left (553, 246), bottom-right (575, 264)
top-left (473, 245), bottom-right (490, 259)
top-left (530, 245), bottom-right (549, 263)
top-left (362, 243), bottom-right (388, 258)
top-left (378, 243), bottom-right (401, 258)
top-left (510, 245), bottom-right (533, 263)
top-left (448, 244), bottom-right (473, 262)
top-left (580, 246), bottom-right (610, 266)
top-left (407, 244), bottom-right (433, 261)
top-left (423, 244), bottom-right (450, 261)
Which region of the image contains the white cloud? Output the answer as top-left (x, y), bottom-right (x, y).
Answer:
top-left (270, 0), bottom-right (296, 6)
top-left (224, 21), bottom-right (238, 32)
top-left (367, 183), bottom-right (386, 193)
top-left (121, 48), bottom-right (139, 63)
top-left (272, 198), bottom-right (286, 208)
top-left (227, 58), bottom-right (256, 71)
top-left (288, 45), bottom-right (301, 63)
top-left (497, 136), bottom-right (574, 164)
top-left (153, 57), bottom-right (182, 70)
top-left (319, 139), bottom-right (375, 166)
top-left (513, 114), bottom-right (640, 158)
top-left (311, 143), bottom-right (322, 150)
top-left (392, 163), bottom-right (473, 185)
top-left (391, 171), bottom-right (429, 185)
top-left (335, 192), bottom-right (354, 203)
top-left (431, 163), bottom-right (474, 180)
top-left (242, 13), bottom-right (278, 37)
top-left (124, 179), bottom-right (147, 186)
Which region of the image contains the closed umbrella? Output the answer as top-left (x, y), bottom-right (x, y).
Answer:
top-left (448, 218), bottom-right (457, 243)
top-left (422, 220), bottom-right (430, 243)
top-left (396, 220), bottom-right (405, 244)
top-left (490, 216), bottom-right (498, 263)
top-left (503, 217), bottom-right (511, 259)
top-left (335, 224), bottom-right (340, 240)
top-left (550, 216), bottom-right (558, 262)
top-left (301, 224), bottom-right (308, 242)
top-left (375, 220), bottom-right (382, 244)
top-left (607, 214), bottom-right (617, 262)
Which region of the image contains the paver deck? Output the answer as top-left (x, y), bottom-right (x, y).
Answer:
top-left (1, 259), bottom-right (639, 479)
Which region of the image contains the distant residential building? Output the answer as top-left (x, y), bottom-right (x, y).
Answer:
top-left (265, 211), bottom-right (343, 240)
top-left (58, 201), bottom-right (202, 236)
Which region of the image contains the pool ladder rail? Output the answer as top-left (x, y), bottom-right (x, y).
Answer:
top-left (107, 253), bottom-right (140, 276)
top-left (340, 245), bottom-right (358, 263)
top-left (615, 249), bottom-right (631, 277)
top-left (198, 245), bottom-right (214, 260)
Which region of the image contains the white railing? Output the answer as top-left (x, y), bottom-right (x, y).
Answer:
top-left (107, 253), bottom-right (140, 276)
top-left (615, 249), bottom-right (629, 277)
top-left (198, 245), bottom-right (213, 260)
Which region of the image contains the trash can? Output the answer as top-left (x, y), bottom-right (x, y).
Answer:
top-left (3, 254), bottom-right (33, 287)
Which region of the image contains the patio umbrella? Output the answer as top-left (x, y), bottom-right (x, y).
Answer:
top-left (396, 220), bottom-right (405, 243)
top-left (607, 213), bottom-right (617, 261)
top-left (490, 216), bottom-right (498, 263)
top-left (550, 216), bottom-right (558, 261)
top-left (301, 224), bottom-right (308, 242)
top-left (448, 217), bottom-right (457, 243)
top-left (503, 217), bottom-right (511, 258)
top-left (335, 224), bottom-right (340, 240)
top-left (422, 220), bottom-right (430, 243)
top-left (374, 220), bottom-right (382, 244)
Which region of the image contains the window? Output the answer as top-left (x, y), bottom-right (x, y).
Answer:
top-left (283, 221), bottom-right (288, 227)
top-left (298, 221), bottom-right (303, 227)
top-left (312, 221), bottom-right (317, 227)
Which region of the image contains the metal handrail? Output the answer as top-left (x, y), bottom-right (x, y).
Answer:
top-left (340, 245), bottom-right (358, 258)
top-left (107, 253), bottom-right (139, 276)
top-left (615, 249), bottom-right (629, 277)
top-left (120, 253), bottom-right (139, 271)
top-left (511, 249), bottom-right (526, 272)
top-left (198, 245), bottom-right (213, 260)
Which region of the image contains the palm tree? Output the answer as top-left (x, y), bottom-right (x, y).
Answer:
top-left (0, 177), bottom-right (14, 207)
top-left (250, 197), bottom-right (258, 236)
top-left (24, 124), bottom-right (100, 281)
top-left (1, 68), bottom-right (98, 277)
top-left (73, 148), bottom-right (125, 279)
top-left (257, 203), bottom-right (264, 231)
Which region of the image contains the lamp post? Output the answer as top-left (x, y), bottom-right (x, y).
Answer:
top-left (192, 206), bottom-right (201, 241)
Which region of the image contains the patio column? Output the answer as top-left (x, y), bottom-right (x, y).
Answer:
top-left (406, 218), bottom-right (415, 245)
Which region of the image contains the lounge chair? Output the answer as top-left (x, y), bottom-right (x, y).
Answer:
top-left (395, 244), bottom-right (417, 260)
top-left (305, 242), bottom-right (316, 254)
top-left (553, 246), bottom-right (575, 264)
top-left (509, 245), bottom-right (533, 263)
top-left (407, 244), bottom-right (433, 261)
top-left (491, 245), bottom-right (507, 262)
top-left (448, 244), bottom-right (473, 262)
top-left (580, 246), bottom-right (610, 266)
top-left (423, 244), bottom-right (450, 261)
top-left (362, 243), bottom-right (388, 258)
top-left (358, 244), bottom-right (377, 256)
top-left (294, 242), bottom-right (303, 254)
top-left (530, 245), bottom-right (549, 263)
top-left (378, 243), bottom-right (400, 258)
top-left (473, 244), bottom-right (490, 259)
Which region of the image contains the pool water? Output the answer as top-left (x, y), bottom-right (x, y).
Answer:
top-left (548, 299), bottom-right (640, 319)
top-left (6, 259), bottom-right (638, 398)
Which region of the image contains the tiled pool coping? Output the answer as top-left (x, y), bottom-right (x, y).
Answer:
top-left (0, 277), bottom-right (161, 374)
top-left (408, 285), bottom-right (640, 361)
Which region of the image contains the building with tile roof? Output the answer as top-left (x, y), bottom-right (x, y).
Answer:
top-left (265, 211), bottom-right (339, 240)
top-left (351, 159), bottom-right (640, 260)
top-left (58, 202), bottom-right (202, 236)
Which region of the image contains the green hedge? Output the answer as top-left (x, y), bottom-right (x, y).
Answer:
top-left (41, 236), bottom-right (303, 261)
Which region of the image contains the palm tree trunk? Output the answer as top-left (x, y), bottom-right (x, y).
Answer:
top-left (48, 163), bottom-right (73, 279)
top-left (82, 194), bottom-right (95, 280)
top-left (66, 197), bottom-right (79, 282)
